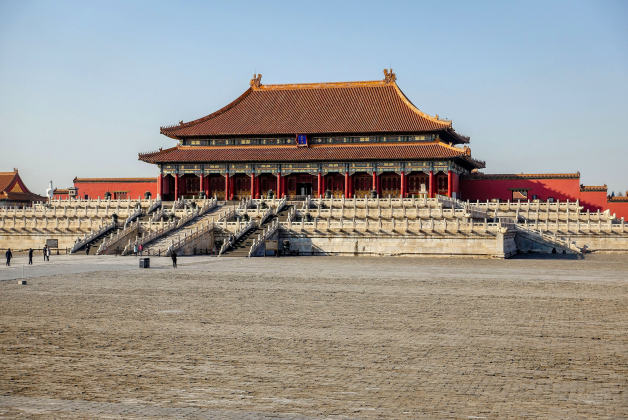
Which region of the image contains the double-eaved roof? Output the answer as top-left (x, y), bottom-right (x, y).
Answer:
top-left (160, 71), bottom-right (468, 142)
top-left (143, 71), bottom-right (483, 168)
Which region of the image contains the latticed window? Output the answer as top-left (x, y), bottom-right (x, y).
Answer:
top-left (210, 177), bottom-right (224, 191)
top-left (186, 177), bottom-right (200, 193)
top-left (236, 178), bottom-right (250, 191)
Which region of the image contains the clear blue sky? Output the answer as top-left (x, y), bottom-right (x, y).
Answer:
top-left (1, 0), bottom-right (627, 195)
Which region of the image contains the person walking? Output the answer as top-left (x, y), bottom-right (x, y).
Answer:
top-left (133, 244), bottom-right (138, 256)
top-left (28, 248), bottom-right (33, 265)
top-left (46, 245), bottom-right (51, 261)
top-left (5, 248), bottom-right (12, 266)
top-left (85, 243), bottom-right (91, 255)
top-left (171, 250), bottom-right (177, 268)
top-left (139, 244), bottom-right (143, 257)
top-left (43, 245), bottom-right (48, 261)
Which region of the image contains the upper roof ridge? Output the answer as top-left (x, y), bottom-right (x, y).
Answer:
top-left (160, 69), bottom-right (457, 138)
top-left (256, 79), bottom-right (388, 91)
top-left (251, 69), bottom-right (397, 91)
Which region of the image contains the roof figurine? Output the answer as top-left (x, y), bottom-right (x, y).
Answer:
top-left (383, 68), bottom-right (396, 83)
top-left (250, 73), bottom-right (262, 88)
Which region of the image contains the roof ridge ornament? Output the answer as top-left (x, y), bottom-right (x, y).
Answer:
top-left (250, 73), bottom-right (262, 88)
top-left (383, 68), bottom-right (396, 84)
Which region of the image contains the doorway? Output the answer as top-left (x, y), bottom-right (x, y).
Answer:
top-left (296, 183), bottom-right (312, 197)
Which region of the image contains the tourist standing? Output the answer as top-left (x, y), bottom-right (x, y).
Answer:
top-left (171, 250), bottom-right (177, 268)
top-left (5, 248), bottom-right (12, 266)
top-left (139, 244), bottom-right (143, 256)
top-left (46, 245), bottom-right (51, 261)
top-left (133, 244), bottom-right (138, 256)
top-left (43, 245), bottom-right (47, 261)
top-left (28, 248), bottom-right (33, 265)
top-left (86, 243), bottom-right (91, 255)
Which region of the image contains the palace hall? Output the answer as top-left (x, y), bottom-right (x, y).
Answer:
top-left (140, 70), bottom-right (485, 202)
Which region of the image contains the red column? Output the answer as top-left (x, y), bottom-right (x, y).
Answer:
top-left (276, 173), bottom-right (282, 198)
top-left (350, 174), bottom-right (354, 198)
top-left (400, 172), bottom-right (406, 199)
top-left (317, 172), bottom-right (322, 198)
top-left (376, 173), bottom-right (381, 196)
top-left (428, 171), bottom-right (434, 198)
top-left (199, 174), bottom-right (204, 197)
top-left (157, 174), bottom-right (163, 198)
top-left (174, 173), bottom-right (179, 201)
top-left (344, 172), bottom-right (349, 198)
top-left (447, 170), bottom-right (452, 198)
top-left (250, 173), bottom-right (255, 199)
top-left (372, 172), bottom-right (377, 193)
top-left (204, 175), bottom-right (210, 198)
top-left (229, 175), bottom-right (235, 200)
top-left (224, 173), bottom-right (229, 201)
top-left (255, 175), bottom-right (261, 199)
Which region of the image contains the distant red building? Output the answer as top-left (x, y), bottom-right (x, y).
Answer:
top-left (53, 177), bottom-right (157, 200)
top-left (460, 173), bottom-right (628, 220)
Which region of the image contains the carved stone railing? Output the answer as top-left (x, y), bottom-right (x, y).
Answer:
top-left (218, 219), bottom-right (256, 256)
top-left (280, 216), bottom-right (518, 234)
top-left (123, 198), bottom-right (218, 255)
top-left (275, 197), bottom-right (287, 215)
top-left (515, 224), bottom-right (582, 254)
top-left (237, 197), bottom-right (253, 212)
top-left (166, 222), bottom-right (215, 257)
top-left (124, 209), bottom-right (196, 256)
top-left (258, 206), bottom-right (274, 226)
top-left (146, 198), bottom-right (162, 214)
top-left (249, 219), bottom-right (279, 257)
top-left (124, 206), bottom-right (143, 228)
top-left (70, 221), bottom-right (117, 253)
top-left (96, 220), bottom-right (140, 255)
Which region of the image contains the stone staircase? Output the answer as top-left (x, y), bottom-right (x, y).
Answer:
top-left (143, 205), bottom-right (227, 255)
top-left (221, 206), bottom-right (293, 257)
top-left (515, 225), bottom-right (583, 256)
top-left (219, 226), bottom-right (264, 257)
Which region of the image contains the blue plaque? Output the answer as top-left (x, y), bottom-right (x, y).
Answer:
top-left (296, 134), bottom-right (308, 147)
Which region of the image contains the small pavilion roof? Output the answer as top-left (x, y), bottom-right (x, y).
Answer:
top-left (0, 169), bottom-right (47, 202)
top-left (160, 71), bottom-right (468, 143)
top-left (139, 141), bottom-right (485, 169)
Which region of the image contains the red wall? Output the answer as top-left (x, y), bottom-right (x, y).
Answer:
top-left (74, 179), bottom-right (157, 200)
top-left (460, 177), bottom-right (581, 203)
top-left (460, 177), bottom-right (628, 221)
top-left (52, 190), bottom-right (70, 200)
top-left (579, 190), bottom-right (628, 220)
top-left (607, 201), bottom-right (628, 221)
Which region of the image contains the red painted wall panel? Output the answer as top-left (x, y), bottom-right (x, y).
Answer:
top-left (74, 180), bottom-right (157, 200)
top-left (460, 178), bottom-right (581, 203)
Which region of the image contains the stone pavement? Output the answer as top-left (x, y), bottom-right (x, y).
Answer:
top-left (1, 255), bottom-right (627, 419)
top-left (0, 254), bottom-right (197, 282)
top-left (0, 395), bottom-right (353, 419)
